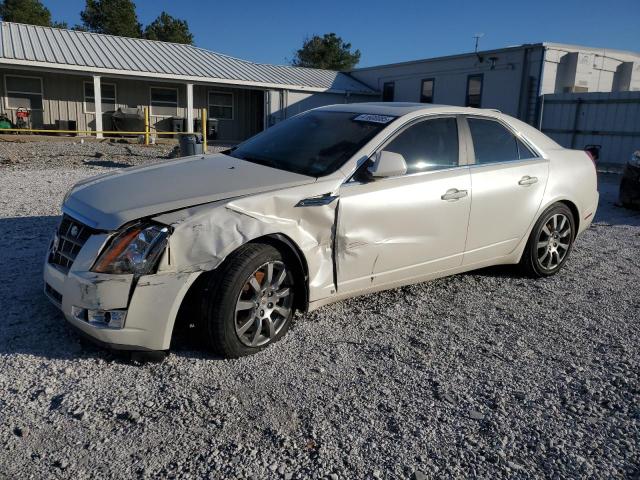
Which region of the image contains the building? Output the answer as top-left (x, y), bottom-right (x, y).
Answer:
top-left (350, 42), bottom-right (640, 126)
top-left (0, 21), bottom-right (376, 143)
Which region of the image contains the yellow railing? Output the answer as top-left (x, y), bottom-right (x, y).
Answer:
top-left (0, 107), bottom-right (209, 151)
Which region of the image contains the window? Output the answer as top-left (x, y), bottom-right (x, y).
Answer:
top-left (466, 74), bottom-right (483, 108)
top-left (84, 82), bottom-right (116, 113)
top-left (150, 87), bottom-right (178, 116)
top-left (382, 82), bottom-right (395, 102)
top-left (420, 78), bottom-right (435, 103)
top-left (229, 111), bottom-right (390, 177)
top-left (516, 138), bottom-right (536, 159)
top-left (208, 91), bottom-right (233, 120)
top-left (5, 75), bottom-right (43, 110)
top-left (383, 117), bottom-right (459, 174)
top-left (467, 118), bottom-right (537, 164)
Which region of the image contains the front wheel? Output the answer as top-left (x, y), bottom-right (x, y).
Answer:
top-left (520, 203), bottom-right (575, 278)
top-left (201, 244), bottom-right (295, 358)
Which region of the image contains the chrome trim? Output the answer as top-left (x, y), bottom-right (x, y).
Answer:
top-left (467, 157), bottom-right (548, 169)
top-left (61, 205), bottom-right (101, 230)
top-left (343, 164), bottom-right (471, 186)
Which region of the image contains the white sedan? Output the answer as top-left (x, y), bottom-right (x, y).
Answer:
top-left (44, 103), bottom-right (599, 358)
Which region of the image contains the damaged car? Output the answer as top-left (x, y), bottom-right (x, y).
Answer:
top-left (44, 103), bottom-right (599, 358)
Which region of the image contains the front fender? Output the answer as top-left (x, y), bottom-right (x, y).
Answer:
top-left (154, 181), bottom-right (341, 302)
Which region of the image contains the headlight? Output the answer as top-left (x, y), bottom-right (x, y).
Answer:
top-left (92, 223), bottom-right (170, 275)
top-left (630, 151), bottom-right (640, 167)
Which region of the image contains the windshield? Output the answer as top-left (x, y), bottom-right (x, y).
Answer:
top-left (228, 111), bottom-right (394, 177)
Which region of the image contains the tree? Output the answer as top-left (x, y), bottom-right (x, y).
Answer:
top-left (0, 0), bottom-right (52, 26)
top-left (144, 11), bottom-right (193, 44)
top-left (80, 0), bottom-right (142, 38)
top-left (291, 33), bottom-right (361, 71)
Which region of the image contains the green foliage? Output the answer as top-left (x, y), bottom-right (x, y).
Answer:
top-left (0, 0), bottom-right (52, 26)
top-left (144, 11), bottom-right (193, 45)
top-left (80, 0), bottom-right (142, 38)
top-left (291, 33), bottom-right (361, 71)
top-left (3, 0), bottom-right (194, 46)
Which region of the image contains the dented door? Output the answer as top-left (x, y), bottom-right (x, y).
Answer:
top-left (335, 167), bottom-right (472, 294)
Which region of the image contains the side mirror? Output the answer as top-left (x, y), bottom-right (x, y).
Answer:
top-left (368, 150), bottom-right (407, 178)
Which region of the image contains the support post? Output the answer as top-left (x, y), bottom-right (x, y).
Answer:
top-left (93, 75), bottom-right (103, 138)
top-left (186, 83), bottom-right (194, 133)
top-left (202, 107), bottom-right (207, 153)
top-left (144, 107), bottom-right (150, 145)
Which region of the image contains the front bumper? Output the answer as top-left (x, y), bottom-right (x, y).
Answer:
top-left (43, 260), bottom-right (200, 351)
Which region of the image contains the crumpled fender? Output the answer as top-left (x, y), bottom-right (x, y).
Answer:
top-left (153, 179), bottom-right (342, 302)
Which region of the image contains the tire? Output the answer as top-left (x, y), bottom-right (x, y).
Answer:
top-left (520, 203), bottom-right (576, 278)
top-left (201, 243), bottom-right (296, 358)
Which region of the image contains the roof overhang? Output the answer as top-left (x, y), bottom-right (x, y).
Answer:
top-left (0, 58), bottom-right (379, 95)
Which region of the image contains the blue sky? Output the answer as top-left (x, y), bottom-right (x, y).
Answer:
top-left (43, 0), bottom-right (640, 68)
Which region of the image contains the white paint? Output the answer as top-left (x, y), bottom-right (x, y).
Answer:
top-left (186, 83), bottom-right (194, 133)
top-left (47, 104), bottom-right (599, 351)
top-left (93, 75), bottom-right (102, 138)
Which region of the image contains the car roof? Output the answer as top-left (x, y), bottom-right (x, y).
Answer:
top-left (316, 102), bottom-right (497, 116)
top-left (315, 102), bottom-right (562, 153)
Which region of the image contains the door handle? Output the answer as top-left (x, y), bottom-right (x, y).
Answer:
top-left (518, 175), bottom-right (538, 186)
top-left (441, 188), bottom-right (468, 201)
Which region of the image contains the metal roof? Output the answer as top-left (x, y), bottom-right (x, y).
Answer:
top-left (0, 21), bottom-right (377, 95)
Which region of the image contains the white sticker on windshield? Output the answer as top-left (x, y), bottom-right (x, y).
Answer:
top-left (353, 114), bottom-right (395, 124)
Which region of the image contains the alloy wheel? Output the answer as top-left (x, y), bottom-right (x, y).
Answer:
top-left (234, 260), bottom-right (293, 347)
top-left (536, 213), bottom-right (572, 270)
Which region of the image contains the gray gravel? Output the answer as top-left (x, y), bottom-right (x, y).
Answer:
top-left (0, 141), bottom-right (639, 479)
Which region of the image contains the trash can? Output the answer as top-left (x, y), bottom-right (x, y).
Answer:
top-left (194, 118), bottom-right (219, 140)
top-left (208, 118), bottom-right (219, 140)
top-left (179, 133), bottom-right (204, 157)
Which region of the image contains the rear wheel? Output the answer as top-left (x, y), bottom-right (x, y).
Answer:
top-left (201, 244), bottom-right (295, 358)
top-left (521, 203), bottom-right (575, 277)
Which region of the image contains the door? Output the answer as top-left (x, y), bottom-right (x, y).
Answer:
top-left (462, 116), bottom-right (549, 265)
top-left (336, 116), bottom-right (472, 294)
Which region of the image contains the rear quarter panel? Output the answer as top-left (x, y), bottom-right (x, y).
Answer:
top-left (542, 148), bottom-right (599, 235)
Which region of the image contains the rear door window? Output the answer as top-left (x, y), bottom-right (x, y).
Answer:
top-left (467, 118), bottom-right (523, 164)
top-left (383, 117), bottom-right (459, 174)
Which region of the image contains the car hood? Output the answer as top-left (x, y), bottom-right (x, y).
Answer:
top-left (63, 153), bottom-right (316, 230)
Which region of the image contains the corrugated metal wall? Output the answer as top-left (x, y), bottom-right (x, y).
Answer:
top-left (0, 67), bottom-right (368, 143)
top-left (540, 91), bottom-right (640, 167)
top-left (0, 68), bottom-right (265, 141)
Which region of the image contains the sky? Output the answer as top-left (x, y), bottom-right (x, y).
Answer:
top-left (43, 0), bottom-right (640, 68)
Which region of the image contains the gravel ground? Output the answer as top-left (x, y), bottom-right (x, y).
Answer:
top-left (0, 141), bottom-right (638, 479)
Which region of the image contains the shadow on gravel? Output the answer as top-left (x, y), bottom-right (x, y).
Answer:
top-left (0, 173), bottom-right (635, 363)
top-left (82, 159), bottom-right (132, 169)
top-left (0, 215), bottom-right (216, 363)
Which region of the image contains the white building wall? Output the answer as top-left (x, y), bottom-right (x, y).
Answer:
top-left (541, 44), bottom-right (640, 95)
top-left (350, 46), bottom-right (546, 122)
top-left (351, 43), bottom-right (640, 126)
